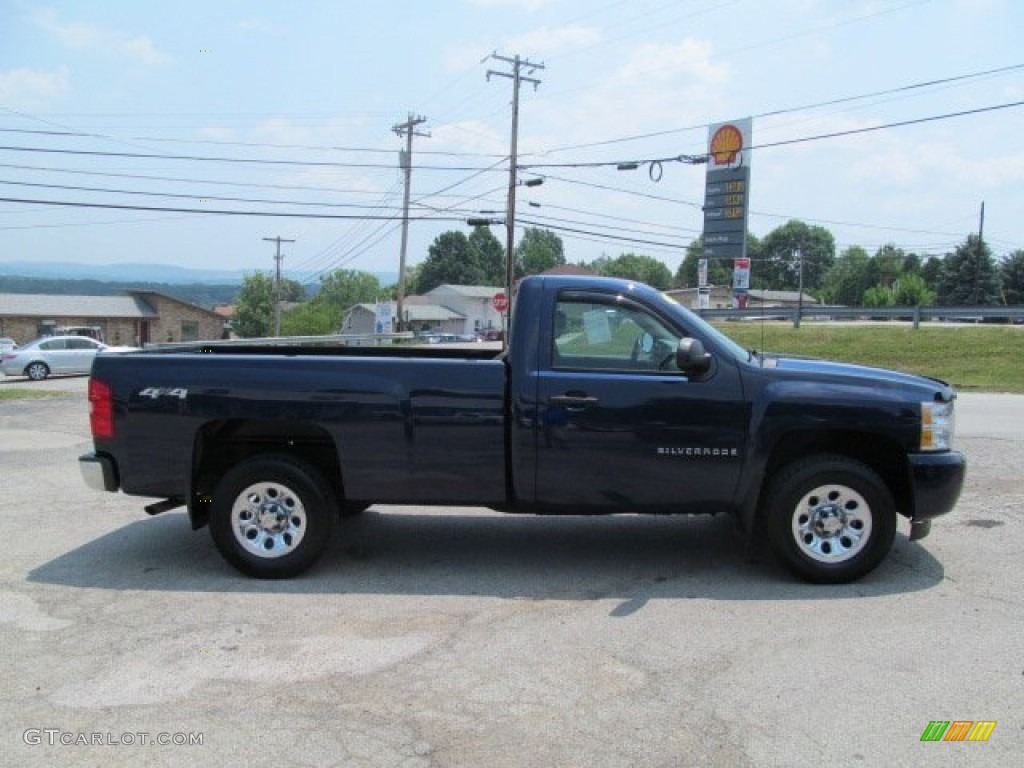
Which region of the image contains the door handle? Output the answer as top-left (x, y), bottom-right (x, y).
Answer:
top-left (549, 394), bottom-right (599, 407)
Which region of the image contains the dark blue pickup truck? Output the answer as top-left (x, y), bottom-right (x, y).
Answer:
top-left (80, 274), bottom-right (965, 583)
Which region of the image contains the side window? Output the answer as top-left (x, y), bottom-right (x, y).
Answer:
top-left (67, 338), bottom-right (98, 350)
top-left (552, 296), bottom-right (683, 372)
top-left (40, 339), bottom-right (66, 351)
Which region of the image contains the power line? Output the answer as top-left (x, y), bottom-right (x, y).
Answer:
top-left (528, 62), bottom-right (1024, 157)
top-left (0, 179), bottom-right (414, 212)
top-left (0, 144), bottom-right (499, 172)
top-left (520, 99), bottom-right (1024, 171)
top-left (0, 126), bottom-right (506, 159)
top-left (0, 162), bottom-right (396, 196)
top-left (0, 197), bottom-right (465, 221)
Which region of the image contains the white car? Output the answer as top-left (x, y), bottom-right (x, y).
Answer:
top-left (1, 336), bottom-right (135, 381)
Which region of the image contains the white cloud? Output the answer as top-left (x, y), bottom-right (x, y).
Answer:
top-left (31, 8), bottom-right (170, 66)
top-left (465, 0), bottom-right (554, 12)
top-left (119, 36), bottom-right (170, 67)
top-left (432, 119), bottom-right (506, 156)
top-left (502, 25), bottom-right (602, 58)
top-left (235, 17), bottom-right (274, 33)
top-left (32, 8), bottom-right (102, 48)
top-left (528, 36), bottom-right (731, 151)
top-left (0, 66), bottom-right (71, 108)
top-left (617, 37), bottom-right (728, 87)
top-left (445, 24), bottom-right (600, 71)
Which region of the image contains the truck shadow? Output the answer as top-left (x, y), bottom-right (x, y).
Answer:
top-left (28, 507), bottom-right (944, 603)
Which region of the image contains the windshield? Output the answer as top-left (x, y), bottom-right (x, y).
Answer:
top-left (656, 292), bottom-right (752, 362)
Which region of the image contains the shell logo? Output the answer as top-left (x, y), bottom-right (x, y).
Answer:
top-left (710, 124), bottom-right (744, 166)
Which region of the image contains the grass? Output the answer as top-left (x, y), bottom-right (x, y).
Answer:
top-left (0, 388), bottom-right (68, 401)
top-left (713, 322), bottom-right (1024, 393)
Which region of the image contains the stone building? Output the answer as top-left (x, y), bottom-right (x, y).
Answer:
top-left (0, 291), bottom-right (225, 346)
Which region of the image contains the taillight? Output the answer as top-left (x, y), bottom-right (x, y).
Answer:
top-left (88, 378), bottom-right (114, 438)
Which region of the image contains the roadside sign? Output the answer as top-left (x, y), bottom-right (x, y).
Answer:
top-left (493, 293), bottom-right (508, 313)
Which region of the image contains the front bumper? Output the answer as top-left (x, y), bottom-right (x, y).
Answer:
top-left (906, 450), bottom-right (966, 538)
top-left (79, 452), bottom-right (119, 492)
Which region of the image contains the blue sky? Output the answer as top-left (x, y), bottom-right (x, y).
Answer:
top-left (1, 0), bottom-right (1022, 286)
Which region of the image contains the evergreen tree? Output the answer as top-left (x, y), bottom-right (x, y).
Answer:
top-left (1000, 250), bottom-right (1024, 305)
top-left (936, 235), bottom-right (1001, 305)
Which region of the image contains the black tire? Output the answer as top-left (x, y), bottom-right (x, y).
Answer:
top-left (764, 455), bottom-right (897, 584)
top-left (209, 454), bottom-right (335, 578)
top-left (26, 362), bottom-right (50, 381)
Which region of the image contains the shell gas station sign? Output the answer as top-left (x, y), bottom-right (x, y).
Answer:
top-left (702, 117), bottom-right (752, 306)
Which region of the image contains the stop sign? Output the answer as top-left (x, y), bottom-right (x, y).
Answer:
top-left (493, 292), bottom-right (508, 313)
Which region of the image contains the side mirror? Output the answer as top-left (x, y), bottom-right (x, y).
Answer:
top-left (676, 337), bottom-right (712, 375)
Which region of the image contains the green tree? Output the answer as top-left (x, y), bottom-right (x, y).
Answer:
top-left (822, 246), bottom-right (872, 305)
top-left (936, 235), bottom-right (1001, 305)
top-left (920, 256), bottom-right (944, 292)
top-left (281, 269), bottom-right (381, 336)
top-left (674, 237), bottom-right (735, 288)
top-left (862, 284), bottom-right (894, 308)
top-left (758, 220), bottom-right (835, 292)
top-left (873, 244), bottom-right (907, 287)
top-left (515, 227), bottom-right (565, 276)
top-left (316, 269), bottom-right (382, 310)
top-left (1000, 250), bottom-right (1024, 305)
top-left (280, 301), bottom-right (338, 336)
top-left (893, 273), bottom-right (936, 306)
top-left (593, 252), bottom-right (672, 289)
top-left (233, 272), bottom-right (275, 338)
top-left (469, 225), bottom-right (506, 286)
top-left (417, 231), bottom-right (483, 293)
top-left (275, 278), bottom-right (306, 303)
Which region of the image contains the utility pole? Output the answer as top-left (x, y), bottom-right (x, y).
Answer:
top-left (487, 53), bottom-right (543, 343)
top-left (263, 236), bottom-right (294, 336)
top-left (794, 248), bottom-right (804, 329)
top-left (976, 201), bottom-right (986, 305)
top-left (393, 113), bottom-right (429, 333)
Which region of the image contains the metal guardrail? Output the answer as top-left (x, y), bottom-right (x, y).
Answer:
top-left (696, 305), bottom-right (1024, 328)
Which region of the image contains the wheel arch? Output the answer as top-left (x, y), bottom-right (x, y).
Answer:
top-left (189, 418), bottom-right (344, 529)
top-left (752, 429), bottom-right (912, 526)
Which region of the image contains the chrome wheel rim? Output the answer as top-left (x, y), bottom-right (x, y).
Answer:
top-left (231, 481), bottom-right (307, 559)
top-left (791, 483), bottom-right (872, 563)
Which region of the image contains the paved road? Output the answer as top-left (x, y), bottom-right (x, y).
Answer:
top-left (1, 375), bottom-right (1021, 767)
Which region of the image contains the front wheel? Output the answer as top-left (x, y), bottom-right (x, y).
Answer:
top-left (26, 362), bottom-right (50, 381)
top-left (764, 455), bottom-right (897, 584)
top-left (209, 455), bottom-right (335, 578)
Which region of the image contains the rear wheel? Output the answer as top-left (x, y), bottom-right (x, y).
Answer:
top-left (25, 362), bottom-right (50, 381)
top-left (765, 455), bottom-right (897, 584)
top-left (209, 455), bottom-right (334, 578)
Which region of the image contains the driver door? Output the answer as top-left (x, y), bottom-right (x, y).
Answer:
top-left (534, 290), bottom-right (747, 512)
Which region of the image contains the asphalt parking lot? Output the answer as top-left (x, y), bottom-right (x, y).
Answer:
top-left (1, 374), bottom-right (1021, 767)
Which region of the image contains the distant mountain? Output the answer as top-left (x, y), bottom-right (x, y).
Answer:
top-left (0, 261), bottom-right (399, 286)
top-left (0, 261), bottom-right (247, 284)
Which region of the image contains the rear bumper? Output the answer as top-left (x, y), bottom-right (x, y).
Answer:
top-left (907, 450), bottom-right (966, 534)
top-left (79, 452), bottom-right (119, 492)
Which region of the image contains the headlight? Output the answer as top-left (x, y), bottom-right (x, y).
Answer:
top-left (920, 400), bottom-right (955, 451)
